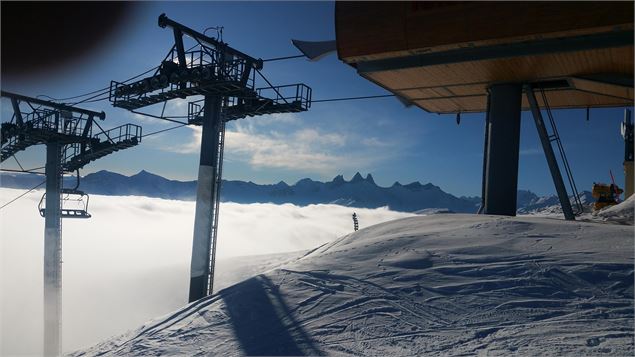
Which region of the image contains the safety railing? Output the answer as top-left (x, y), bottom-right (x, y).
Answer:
top-left (256, 83), bottom-right (312, 110)
top-left (93, 123), bottom-right (142, 145)
top-left (22, 109), bottom-right (94, 138)
top-left (188, 100), bottom-right (205, 124)
top-left (110, 45), bottom-right (256, 108)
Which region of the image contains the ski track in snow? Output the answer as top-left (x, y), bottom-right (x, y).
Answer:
top-left (71, 214), bottom-right (634, 356)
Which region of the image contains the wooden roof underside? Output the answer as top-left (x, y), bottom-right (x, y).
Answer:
top-left (336, 1), bottom-right (634, 113)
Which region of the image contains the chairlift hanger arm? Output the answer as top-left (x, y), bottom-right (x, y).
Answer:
top-left (1, 91), bottom-right (106, 120)
top-left (10, 98), bottom-right (24, 125)
top-left (158, 13), bottom-right (263, 70)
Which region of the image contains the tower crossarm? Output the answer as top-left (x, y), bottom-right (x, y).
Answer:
top-left (1, 91), bottom-right (105, 119)
top-left (109, 45), bottom-right (259, 110)
top-left (1, 92), bottom-right (102, 163)
top-left (187, 83), bottom-right (312, 124)
top-left (1, 92), bottom-right (142, 171)
top-left (61, 123), bottom-right (142, 172)
top-left (158, 13), bottom-right (263, 71)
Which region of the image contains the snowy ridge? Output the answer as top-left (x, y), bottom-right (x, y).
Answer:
top-left (72, 214), bottom-right (634, 356)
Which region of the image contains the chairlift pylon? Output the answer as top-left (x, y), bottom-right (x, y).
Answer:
top-left (38, 171), bottom-right (91, 219)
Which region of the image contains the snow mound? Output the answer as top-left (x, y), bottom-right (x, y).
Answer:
top-left (71, 215), bottom-right (634, 356)
top-left (413, 207), bottom-right (455, 215)
top-left (595, 194), bottom-right (635, 225)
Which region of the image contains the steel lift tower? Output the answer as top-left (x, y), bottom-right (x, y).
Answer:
top-left (109, 14), bottom-right (311, 302)
top-left (0, 91), bottom-right (142, 356)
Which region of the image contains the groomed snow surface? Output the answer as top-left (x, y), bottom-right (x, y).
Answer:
top-left (73, 213), bottom-right (634, 356)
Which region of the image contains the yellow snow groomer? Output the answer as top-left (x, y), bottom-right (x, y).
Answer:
top-left (592, 183), bottom-right (623, 211)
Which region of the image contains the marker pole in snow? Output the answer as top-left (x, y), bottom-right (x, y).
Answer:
top-left (352, 212), bottom-right (359, 231)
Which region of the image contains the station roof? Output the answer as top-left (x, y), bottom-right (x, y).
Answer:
top-left (335, 1), bottom-right (634, 113)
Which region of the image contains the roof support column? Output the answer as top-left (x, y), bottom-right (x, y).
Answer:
top-left (482, 83), bottom-right (522, 216)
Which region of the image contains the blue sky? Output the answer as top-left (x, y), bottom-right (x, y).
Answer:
top-left (1, 1), bottom-right (631, 197)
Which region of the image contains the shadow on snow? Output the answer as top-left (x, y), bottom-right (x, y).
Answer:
top-left (220, 274), bottom-right (323, 356)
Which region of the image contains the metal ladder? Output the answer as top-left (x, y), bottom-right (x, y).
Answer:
top-left (525, 85), bottom-right (582, 220)
top-left (538, 89), bottom-right (584, 215)
top-left (206, 120), bottom-right (226, 296)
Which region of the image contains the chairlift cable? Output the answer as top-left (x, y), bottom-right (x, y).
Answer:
top-left (37, 88), bottom-right (110, 102)
top-left (66, 44), bottom-right (201, 107)
top-left (130, 110), bottom-right (189, 125)
top-left (262, 54), bottom-right (305, 62)
top-left (312, 94), bottom-right (395, 103)
top-left (91, 119), bottom-right (115, 144)
top-left (255, 69), bottom-right (289, 105)
top-left (12, 155), bottom-right (25, 171)
top-left (0, 180), bottom-right (46, 210)
top-left (39, 64), bottom-right (163, 106)
top-left (160, 101), bottom-right (168, 118)
top-left (0, 168), bottom-right (46, 175)
top-left (141, 123), bottom-right (188, 138)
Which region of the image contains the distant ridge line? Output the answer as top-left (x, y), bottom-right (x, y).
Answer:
top-left (0, 170), bottom-right (591, 213)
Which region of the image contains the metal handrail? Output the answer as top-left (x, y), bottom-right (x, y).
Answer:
top-left (20, 109), bottom-right (94, 138)
top-left (256, 83), bottom-right (312, 110)
top-left (93, 123), bottom-right (142, 143)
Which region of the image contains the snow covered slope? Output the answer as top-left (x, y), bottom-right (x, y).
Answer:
top-left (71, 215), bottom-right (634, 356)
top-left (595, 194), bottom-right (635, 225)
top-left (520, 193), bottom-right (634, 226)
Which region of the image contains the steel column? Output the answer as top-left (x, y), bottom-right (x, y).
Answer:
top-left (189, 95), bottom-right (223, 302)
top-left (43, 142), bottom-right (62, 356)
top-left (525, 84), bottom-right (576, 220)
top-left (483, 83), bottom-right (522, 216)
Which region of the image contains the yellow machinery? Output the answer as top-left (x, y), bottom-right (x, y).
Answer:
top-left (592, 183), bottom-right (624, 211)
top-left (593, 109), bottom-right (633, 211)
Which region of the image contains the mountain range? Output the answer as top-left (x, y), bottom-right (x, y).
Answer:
top-left (0, 170), bottom-right (593, 213)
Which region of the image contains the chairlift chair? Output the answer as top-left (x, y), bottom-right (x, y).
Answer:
top-left (38, 189), bottom-right (91, 219)
top-left (38, 172), bottom-right (91, 219)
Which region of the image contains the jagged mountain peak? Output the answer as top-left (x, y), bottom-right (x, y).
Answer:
top-left (295, 177), bottom-right (316, 185)
top-left (274, 180), bottom-right (289, 187)
top-left (331, 173), bottom-right (376, 185)
top-left (132, 169), bottom-right (159, 177)
top-left (350, 172), bottom-right (364, 183)
top-left (331, 174), bottom-right (345, 184)
top-left (421, 183), bottom-right (438, 190)
top-left (365, 173), bottom-right (376, 185)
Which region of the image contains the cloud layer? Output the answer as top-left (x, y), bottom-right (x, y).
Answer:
top-left (0, 188), bottom-right (413, 354)
top-left (155, 111), bottom-right (396, 176)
